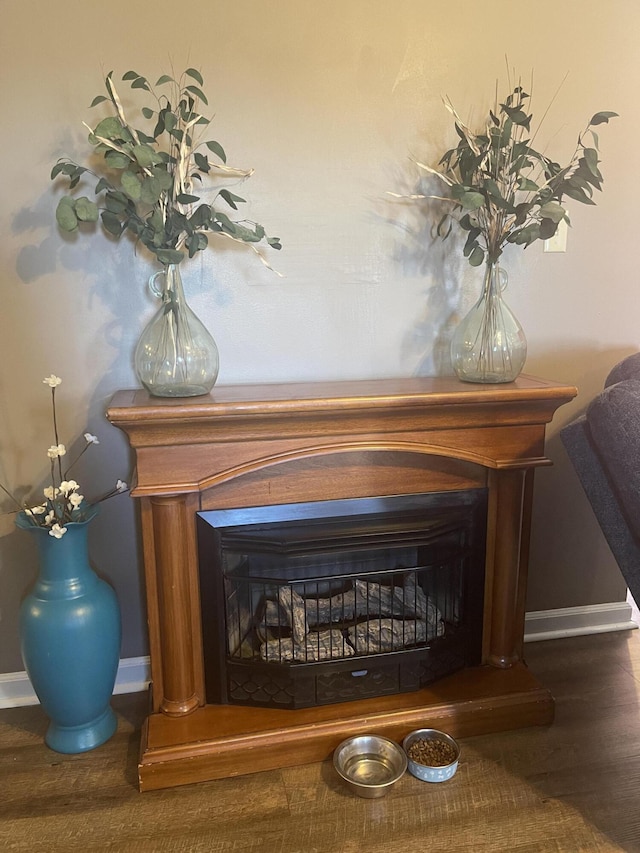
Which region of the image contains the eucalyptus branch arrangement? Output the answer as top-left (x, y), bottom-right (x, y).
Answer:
top-left (1, 376), bottom-right (127, 538)
top-left (51, 68), bottom-right (281, 267)
top-left (394, 82), bottom-right (617, 266)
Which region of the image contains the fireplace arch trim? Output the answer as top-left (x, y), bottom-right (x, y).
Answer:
top-left (190, 440), bottom-right (551, 496)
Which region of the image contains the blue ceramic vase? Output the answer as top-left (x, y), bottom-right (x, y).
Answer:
top-left (17, 506), bottom-right (121, 753)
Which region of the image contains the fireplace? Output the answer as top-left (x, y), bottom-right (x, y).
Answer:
top-left (107, 374), bottom-right (576, 791)
top-left (197, 491), bottom-right (486, 709)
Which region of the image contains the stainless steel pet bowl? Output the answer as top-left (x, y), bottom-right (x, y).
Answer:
top-left (402, 728), bottom-right (460, 783)
top-left (333, 734), bottom-right (407, 798)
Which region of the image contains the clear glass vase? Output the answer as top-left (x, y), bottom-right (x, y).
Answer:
top-left (450, 262), bottom-right (527, 383)
top-left (134, 263), bottom-right (220, 397)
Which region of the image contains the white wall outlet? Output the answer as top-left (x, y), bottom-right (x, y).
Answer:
top-left (544, 218), bottom-right (568, 253)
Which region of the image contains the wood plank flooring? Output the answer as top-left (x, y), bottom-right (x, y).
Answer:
top-left (1, 630), bottom-right (640, 852)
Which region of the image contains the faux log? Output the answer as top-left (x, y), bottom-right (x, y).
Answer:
top-left (262, 575), bottom-right (438, 632)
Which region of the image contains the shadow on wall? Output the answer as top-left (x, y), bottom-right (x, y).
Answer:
top-left (8, 114), bottom-right (263, 670)
top-left (525, 347), bottom-right (640, 423)
top-left (13, 179), bottom-right (154, 358)
top-left (14, 165), bottom-right (268, 382)
top-left (378, 165), bottom-right (470, 377)
top-left (525, 346), bottom-right (638, 612)
top-left (399, 237), bottom-right (467, 378)
top-left (0, 379), bottom-right (148, 673)
top-left (0, 529), bottom-right (39, 675)
top-left (2, 179), bottom-right (159, 672)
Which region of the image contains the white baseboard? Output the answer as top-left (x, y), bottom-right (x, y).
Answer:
top-left (524, 601), bottom-right (638, 643)
top-left (1, 603), bottom-right (637, 709)
top-left (0, 656), bottom-right (150, 710)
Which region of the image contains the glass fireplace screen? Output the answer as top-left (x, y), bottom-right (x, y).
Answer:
top-left (197, 491), bottom-right (486, 710)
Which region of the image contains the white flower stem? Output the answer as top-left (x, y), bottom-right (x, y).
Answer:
top-left (50, 387), bottom-right (64, 484)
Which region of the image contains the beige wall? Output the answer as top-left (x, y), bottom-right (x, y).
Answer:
top-left (0, 0), bottom-right (637, 671)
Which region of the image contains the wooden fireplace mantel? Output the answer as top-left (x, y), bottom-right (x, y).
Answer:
top-left (107, 374), bottom-right (576, 791)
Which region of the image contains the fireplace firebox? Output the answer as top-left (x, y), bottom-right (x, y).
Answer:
top-left (198, 491), bottom-right (486, 709)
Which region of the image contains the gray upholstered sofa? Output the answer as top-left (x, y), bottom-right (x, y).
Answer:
top-left (561, 353), bottom-right (640, 606)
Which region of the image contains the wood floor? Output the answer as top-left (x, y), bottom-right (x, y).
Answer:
top-left (2, 630), bottom-right (640, 853)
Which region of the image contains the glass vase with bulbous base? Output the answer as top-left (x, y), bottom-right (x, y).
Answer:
top-left (450, 262), bottom-right (527, 384)
top-left (134, 263), bottom-right (219, 397)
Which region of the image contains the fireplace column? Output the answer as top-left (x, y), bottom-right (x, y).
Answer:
top-left (144, 493), bottom-right (204, 716)
top-left (486, 468), bottom-right (529, 668)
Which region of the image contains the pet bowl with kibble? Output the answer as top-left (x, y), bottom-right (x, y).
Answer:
top-left (402, 728), bottom-right (460, 783)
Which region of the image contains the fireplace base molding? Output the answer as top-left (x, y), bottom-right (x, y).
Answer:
top-left (139, 663), bottom-right (551, 791)
top-left (107, 374), bottom-right (576, 791)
